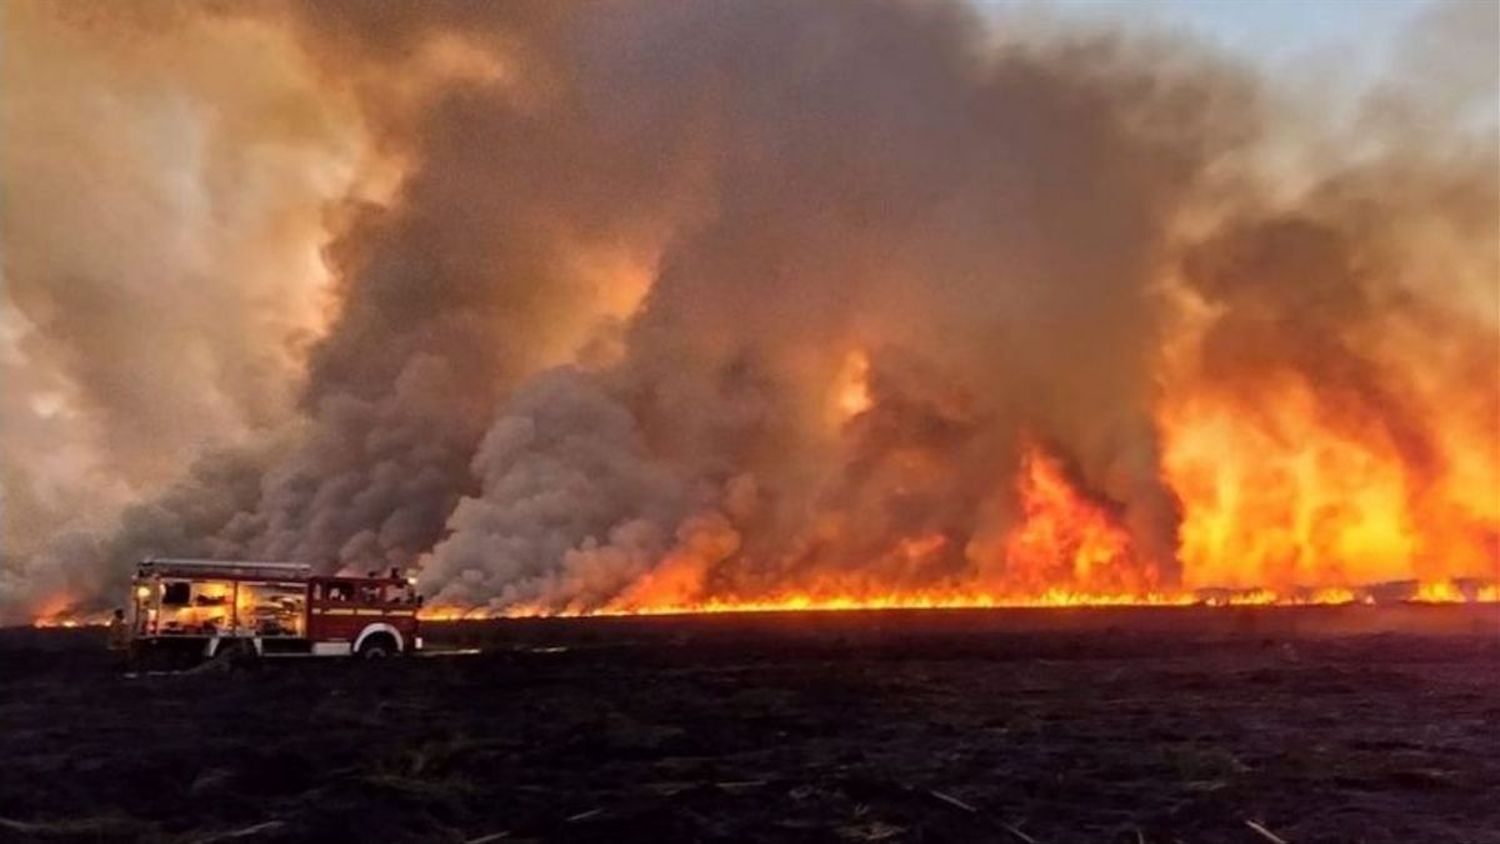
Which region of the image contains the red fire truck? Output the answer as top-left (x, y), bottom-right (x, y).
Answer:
top-left (130, 557), bottom-right (423, 666)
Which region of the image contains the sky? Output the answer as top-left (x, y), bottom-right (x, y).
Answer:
top-left (989, 0), bottom-right (1429, 78)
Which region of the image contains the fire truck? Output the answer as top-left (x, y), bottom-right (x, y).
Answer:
top-left (130, 558), bottom-right (423, 666)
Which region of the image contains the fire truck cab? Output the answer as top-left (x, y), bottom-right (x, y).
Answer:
top-left (130, 558), bottom-right (422, 665)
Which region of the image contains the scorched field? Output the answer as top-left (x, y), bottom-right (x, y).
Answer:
top-left (1, 605), bottom-right (1497, 844)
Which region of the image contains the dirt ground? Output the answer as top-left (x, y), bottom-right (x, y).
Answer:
top-left (1, 605), bottom-right (1497, 844)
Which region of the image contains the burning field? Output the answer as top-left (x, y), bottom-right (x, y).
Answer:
top-left (3, 605), bottom-right (1500, 842)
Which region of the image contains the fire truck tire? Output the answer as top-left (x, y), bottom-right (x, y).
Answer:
top-left (358, 634), bottom-right (396, 659)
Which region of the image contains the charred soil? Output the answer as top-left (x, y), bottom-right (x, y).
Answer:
top-left (1, 606), bottom-right (1497, 843)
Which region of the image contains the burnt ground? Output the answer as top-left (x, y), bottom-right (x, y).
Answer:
top-left (1, 606), bottom-right (1497, 844)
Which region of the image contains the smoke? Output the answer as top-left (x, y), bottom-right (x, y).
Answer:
top-left (2, 1), bottom-right (1495, 622)
top-left (0, 1), bottom-right (368, 613)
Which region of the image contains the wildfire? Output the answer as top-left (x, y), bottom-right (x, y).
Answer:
top-left (998, 443), bottom-right (1156, 595)
top-left (1198, 587), bottom-right (1369, 607)
top-left (1168, 387), bottom-right (1411, 589)
top-left (35, 357), bottom-right (1500, 629)
top-left (28, 595), bottom-right (111, 629)
top-left (1411, 580), bottom-right (1500, 604)
top-left (31, 614), bottom-right (108, 629)
top-left (425, 590), bottom-right (1197, 621)
top-left (412, 439), bottom-right (1496, 621)
top-left (417, 579), bottom-right (1498, 621)
top-left (34, 418), bottom-right (1497, 628)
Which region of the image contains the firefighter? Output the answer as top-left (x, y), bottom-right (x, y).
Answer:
top-left (106, 608), bottom-right (131, 657)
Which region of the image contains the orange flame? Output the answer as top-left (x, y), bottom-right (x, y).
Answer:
top-left (412, 436), bottom-right (1496, 621)
top-left (31, 613), bottom-right (109, 629)
top-left (409, 430), bottom-right (1496, 620)
top-left (1161, 379), bottom-right (1498, 592)
top-left (831, 348), bottom-right (873, 423)
top-left (999, 443), bottom-right (1156, 595)
top-left (417, 580), bottom-right (1497, 621)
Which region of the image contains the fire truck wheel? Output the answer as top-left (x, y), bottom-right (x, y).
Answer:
top-left (358, 635), bottom-right (396, 659)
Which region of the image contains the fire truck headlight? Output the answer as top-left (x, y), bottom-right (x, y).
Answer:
top-left (415, 636), bottom-right (424, 651)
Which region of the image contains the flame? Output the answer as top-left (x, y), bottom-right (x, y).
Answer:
top-left (1414, 581), bottom-right (1463, 603)
top-left (831, 349), bottom-right (873, 423)
top-left (32, 612), bottom-right (109, 629)
top-left (1199, 586), bottom-right (1370, 607)
top-left (997, 443), bottom-right (1156, 595)
top-left (413, 437), bottom-right (1496, 622)
top-left (29, 594), bottom-right (110, 628)
top-left (419, 579), bottom-right (1498, 621)
top-left (1161, 378), bottom-right (1498, 592)
top-left (409, 427), bottom-right (1496, 621)
top-left (1410, 580), bottom-right (1499, 604)
top-left (424, 589), bottom-right (1199, 621)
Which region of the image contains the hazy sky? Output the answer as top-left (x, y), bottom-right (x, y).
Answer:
top-left (990, 0), bottom-right (1428, 77)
